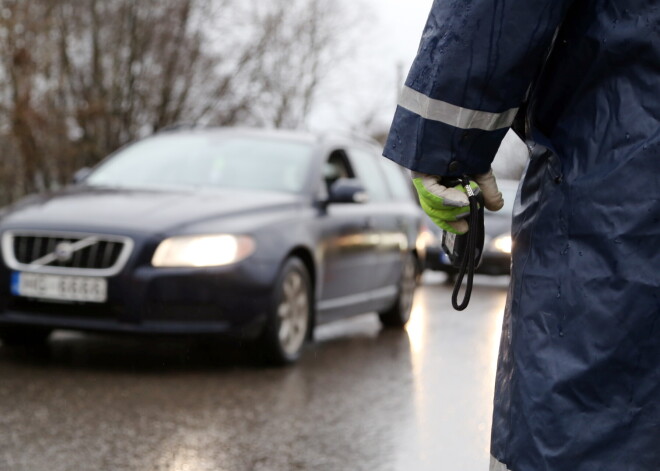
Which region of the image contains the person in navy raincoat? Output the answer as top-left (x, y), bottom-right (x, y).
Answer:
top-left (384, 1), bottom-right (659, 470)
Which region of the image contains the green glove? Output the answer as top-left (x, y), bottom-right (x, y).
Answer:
top-left (412, 169), bottom-right (504, 234)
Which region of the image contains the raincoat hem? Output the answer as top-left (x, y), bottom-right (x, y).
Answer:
top-left (490, 455), bottom-right (512, 471)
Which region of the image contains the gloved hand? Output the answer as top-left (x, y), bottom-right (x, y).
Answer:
top-left (412, 168), bottom-right (504, 234)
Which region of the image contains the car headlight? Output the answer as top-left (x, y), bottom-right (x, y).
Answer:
top-left (416, 225), bottom-right (437, 254)
top-left (491, 234), bottom-right (512, 254)
top-left (152, 235), bottom-right (255, 267)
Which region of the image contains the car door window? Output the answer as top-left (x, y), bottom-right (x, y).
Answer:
top-left (323, 150), bottom-right (354, 193)
top-left (347, 148), bottom-right (391, 202)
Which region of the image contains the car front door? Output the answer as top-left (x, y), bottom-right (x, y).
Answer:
top-left (346, 147), bottom-right (416, 294)
top-left (315, 150), bottom-right (375, 317)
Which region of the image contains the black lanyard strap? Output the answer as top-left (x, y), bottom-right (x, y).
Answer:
top-left (451, 177), bottom-right (483, 311)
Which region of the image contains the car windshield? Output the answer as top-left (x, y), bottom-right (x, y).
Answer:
top-left (86, 133), bottom-right (315, 193)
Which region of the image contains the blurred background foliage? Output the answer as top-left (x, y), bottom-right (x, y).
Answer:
top-left (0, 0), bottom-right (352, 204)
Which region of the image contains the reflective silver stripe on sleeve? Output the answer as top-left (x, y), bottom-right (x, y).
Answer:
top-left (398, 86), bottom-right (518, 131)
top-left (490, 455), bottom-right (513, 471)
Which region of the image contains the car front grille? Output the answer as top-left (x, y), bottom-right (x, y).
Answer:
top-left (2, 231), bottom-right (134, 276)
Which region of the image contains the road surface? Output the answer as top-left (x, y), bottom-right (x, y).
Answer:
top-left (0, 273), bottom-right (509, 471)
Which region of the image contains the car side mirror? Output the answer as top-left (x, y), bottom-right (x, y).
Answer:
top-left (327, 178), bottom-right (368, 204)
top-left (72, 167), bottom-right (92, 184)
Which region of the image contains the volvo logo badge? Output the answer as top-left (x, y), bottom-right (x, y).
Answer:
top-left (54, 242), bottom-right (75, 262)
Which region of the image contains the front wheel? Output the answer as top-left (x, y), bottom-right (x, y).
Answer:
top-left (255, 257), bottom-right (312, 365)
top-left (379, 252), bottom-right (417, 328)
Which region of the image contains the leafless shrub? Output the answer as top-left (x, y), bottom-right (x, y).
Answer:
top-left (0, 0), bottom-right (353, 203)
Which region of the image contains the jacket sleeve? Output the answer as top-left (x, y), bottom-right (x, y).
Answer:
top-left (383, 0), bottom-right (575, 176)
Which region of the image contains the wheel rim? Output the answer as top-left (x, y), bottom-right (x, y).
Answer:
top-left (399, 256), bottom-right (416, 316)
top-left (277, 271), bottom-right (309, 357)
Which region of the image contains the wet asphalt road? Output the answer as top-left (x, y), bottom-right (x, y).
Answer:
top-left (0, 273), bottom-right (509, 471)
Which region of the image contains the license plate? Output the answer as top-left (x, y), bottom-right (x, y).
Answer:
top-left (11, 272), bottom-right (107, 303)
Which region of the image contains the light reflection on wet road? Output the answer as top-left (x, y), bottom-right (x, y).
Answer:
top-left (0, 273), bottom-right (508, 471)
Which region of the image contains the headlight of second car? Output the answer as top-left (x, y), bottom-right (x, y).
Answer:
top-left (152, 234), bottom-right (256, 268)
top-left (490, 234), bottom-right (512, 254)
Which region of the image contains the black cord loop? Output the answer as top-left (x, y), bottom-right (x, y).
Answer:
top-left (451, 177), bottom-right (481, 311)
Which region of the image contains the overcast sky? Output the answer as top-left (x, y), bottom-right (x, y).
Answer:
top-left (373, 0), bottom-right (435, 70)
top-left (308, 0), bottom-right (434, 135)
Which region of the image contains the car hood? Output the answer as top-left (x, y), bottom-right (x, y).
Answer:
top-left (0, 186), bottom-right (304, 235)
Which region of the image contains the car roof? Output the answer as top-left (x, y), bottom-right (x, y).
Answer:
top-left (155, 126), bottom-right (381, 151)
top-left (157, 126), bottom-right (319, 145)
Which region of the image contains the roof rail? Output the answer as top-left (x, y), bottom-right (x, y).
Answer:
top-left (318, 130), bottom-right (383, 148)
top-left (156, 122), bottom-right (200, 133)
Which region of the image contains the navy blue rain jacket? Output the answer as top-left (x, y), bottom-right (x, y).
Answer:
top-left (384, 1), bottom-right (660, 470)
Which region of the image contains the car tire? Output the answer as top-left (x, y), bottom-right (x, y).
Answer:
top-left (379, 252), bottom-right (417, 328)
top-left (256, 257), bottom-right (312, 365)
top-left (0, 326), bottom-right (52, 347)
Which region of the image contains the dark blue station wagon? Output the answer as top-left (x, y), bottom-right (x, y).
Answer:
top-left (0, 129), bottom-right (423, 364)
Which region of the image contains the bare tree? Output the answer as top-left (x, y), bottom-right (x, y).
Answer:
top-left (0, 0), bottom-right (353, 203)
